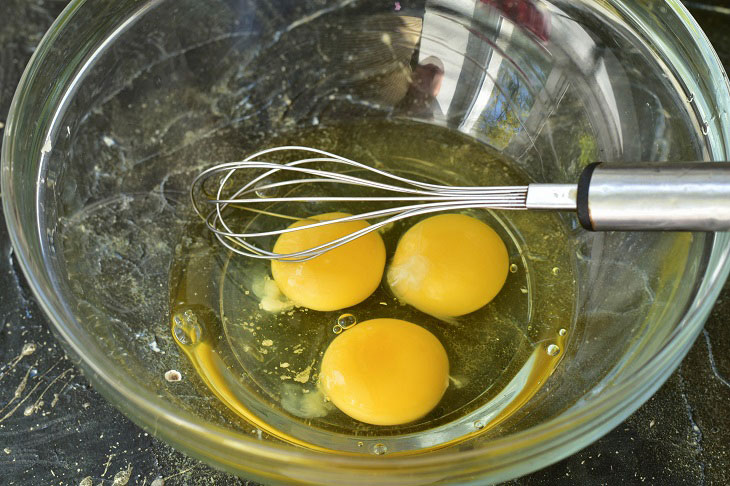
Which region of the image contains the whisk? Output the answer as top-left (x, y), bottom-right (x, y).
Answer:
top-left (191, 146), bottom-right (730, 261)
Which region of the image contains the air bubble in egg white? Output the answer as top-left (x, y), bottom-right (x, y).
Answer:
top-left (172, 309), bottom-right (203, 345)
top-left (333, 313), bottom-right (357, 334)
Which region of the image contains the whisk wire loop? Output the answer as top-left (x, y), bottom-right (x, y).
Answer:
top-left (191, 146), bottom-right (528, 261)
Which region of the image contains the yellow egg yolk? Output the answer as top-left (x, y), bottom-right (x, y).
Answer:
top-left (271, 212), bottom-right (385, 311)
top-left (387, 213), bottom-right (508, 317)
top-left (319, 318), bottom-right (449, 425)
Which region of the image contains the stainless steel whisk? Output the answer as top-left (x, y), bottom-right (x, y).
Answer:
top-left (191, 146), bottom-right (730, 261)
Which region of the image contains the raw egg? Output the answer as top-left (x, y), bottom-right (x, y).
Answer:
top-left (271, 212), bottom-right (385, 311)
top-left (319, 318), bottom-right (449, 425)
top-left (387, 213), bottom-right (508, 317)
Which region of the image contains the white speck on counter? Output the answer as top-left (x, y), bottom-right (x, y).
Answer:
top-left (112, 463), bottom-right (133, 485)
top-left (21, 342), bottom-right (36, 355)
top-left (164, 370), bottom-right (182, 382)
top-left (262, 339), bottom-right (274, 347)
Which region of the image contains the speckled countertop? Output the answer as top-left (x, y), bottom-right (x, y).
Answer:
top-left (1, 1), bottom-right (729, 484)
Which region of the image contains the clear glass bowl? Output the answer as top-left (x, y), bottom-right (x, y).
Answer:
top-left (3, 0), bottom-right (730, 484)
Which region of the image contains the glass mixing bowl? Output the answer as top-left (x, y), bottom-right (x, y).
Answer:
top-left (3, 0), bottom-right (730, 484)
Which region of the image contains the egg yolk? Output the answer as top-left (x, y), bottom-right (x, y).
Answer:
top-left (271, 212), bottom-right (385, 311)
top-left (387, 213), bottom-right (508, 317)
top-left (319, 318), bottom-right (449, 425)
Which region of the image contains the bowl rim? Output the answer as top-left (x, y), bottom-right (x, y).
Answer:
top-left (3, 0), bottom-right (730, 482)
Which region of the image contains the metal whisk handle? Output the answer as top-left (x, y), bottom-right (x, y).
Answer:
top-left (527, 162), bottom-right (730, 231)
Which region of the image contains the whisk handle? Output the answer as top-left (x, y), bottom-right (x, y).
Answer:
top-left (577, 162), bottom-right (730, 231)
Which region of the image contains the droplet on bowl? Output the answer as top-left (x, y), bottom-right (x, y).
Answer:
top-left (474, 420), bottom-right (485, 430)
top-left (371, 443), bottom-right (388, 455)
top-left (546, 344), bottom-right (560, 356)
top-left (559, 328), bottom-right (567, 336)
top-left (509, 263), bottom-right (518, 273)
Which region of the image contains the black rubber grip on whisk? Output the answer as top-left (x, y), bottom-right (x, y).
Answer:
top-left (576, 162), bottom-right (601, 231)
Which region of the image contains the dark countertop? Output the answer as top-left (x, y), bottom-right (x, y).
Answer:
top-left (1, 1), bottom-right (729, 485)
